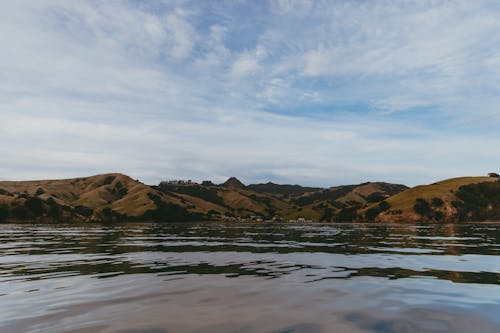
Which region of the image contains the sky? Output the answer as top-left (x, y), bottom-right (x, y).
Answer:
top-left (1, 0), bottom-right (499, 187)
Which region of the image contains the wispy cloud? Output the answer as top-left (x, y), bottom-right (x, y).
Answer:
top-left (0, 0), bottom-right (499, 186)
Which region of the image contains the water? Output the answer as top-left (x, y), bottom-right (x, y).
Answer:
top-left (0, 223), bottom-right (499, 333)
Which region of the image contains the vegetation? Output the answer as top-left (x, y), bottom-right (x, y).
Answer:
top-left (143, 193), bottom-right (203, 222)
top-left (0, 173), bottom-right (497, 223)
top-left (365, 201), bottom-right (391, 221)
top-left (293, 186), bottom-right (357, 206)
top-left (158, 182), bottom-right (225, 207)
top-left (454, 181), bottom-right (500, 221)
top-left (0, 204), bottom-right (8, 222)
top-left (247, 183), bottom-right (321, 196)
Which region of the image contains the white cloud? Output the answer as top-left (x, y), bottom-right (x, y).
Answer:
top-left (0, 0), bottom-right (499, 186)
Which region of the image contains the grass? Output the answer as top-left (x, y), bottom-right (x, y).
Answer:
top-left (386, 177), bottom-right (496, 211)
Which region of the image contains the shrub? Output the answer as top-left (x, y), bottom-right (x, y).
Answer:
top-left (454, 182), bottom-right (500, 221)
top-left (102, 176), bottom-right (116, 185)
top-left (337, 207), bottom-right (358, 222)
top-left (378, 201), bottom-right (390, 211)
top-left (431, 197), bottom-right (444, 207)
top-left (414, 198), bottom-right (432, 216)
top-left (0, 204), bottom-right (9, 222)
top-left (24, 197), bottom-right (45, 216)
top-left (75, 205), bottom-right (93, 217)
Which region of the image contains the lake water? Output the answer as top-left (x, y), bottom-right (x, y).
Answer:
top-left (0, 223), bottom-right (499, 333)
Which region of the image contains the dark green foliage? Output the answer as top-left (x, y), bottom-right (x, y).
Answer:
top-left (454, 181), bottom-right (500, 221)
top-left (143, 192), bottom-right (202, 222)
top-left (0, 188), bottom-right (8, 195)
top-left (414, 198), bottom-right (432, 216)
top-left (365, 201), bottom-right (391, 221)
top-left (431, 197), bottom-right (444, 207)
top-left (0, 204), bottom-right (9, 222)
top-left (75, 205), bottom-right (93, 217)
top-left (102, 176), bottom-right (116, 185)
top-left (378, 201), bottom-right (391, 211)
top-left (117, 187), bottom-right (128, 198)
top-left (413, 198), bottom-right (448, 222)
top-left (111, 181), bottom-right (128, 199)
top-left (337, 206), bottom-right (359, 222)
top-left (246, 183), bottom-right (321, 196)
top-left (293, 185), bottom-right (357, 206)
top-left (45, 197), bottom-right (61, 219)
top-left (365, 207), bottom-right (381, 221)
top-left (35, 188), bottom-right (45, 196)
top-left (157, 183), bottom-right (225, 207)
top-left (249, 194), bottom-right (277, 216)
top-left (101, 207), bottom-right (128, 222)
top-left (320, 207), bottom-right (334, 222)
top-left (47, 204), bottom-right (61, 219)
top-left (24, 197), bottom-right (44, 216)
top-left (11, 204), bottom-right (28, 219)
top-left (434, 211), bottom-right (444, 221)
top-left (365, 192), bottom-right (386, 203)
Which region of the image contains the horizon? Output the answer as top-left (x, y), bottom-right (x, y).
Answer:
top-left (1, 171), bottom-right (497, 189)
top-left (1, 1), bottom-right (500, 187)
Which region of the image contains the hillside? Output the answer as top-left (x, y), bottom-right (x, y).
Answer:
top-left (368, 176), bottom-right (500, 223)
top-left (0, 174), bottom-right (202, 223)
top-left (0, 174), bottom-right (409, 223)
top-left (246, 182), bottom-right (321, 197)
top-left (1, 173), bottom-right (498, 223)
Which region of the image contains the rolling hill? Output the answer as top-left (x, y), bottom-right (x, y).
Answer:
top-left (1, 173), bottom-right (498, 223)
top-left (367, 176), bottom-right (500, 223)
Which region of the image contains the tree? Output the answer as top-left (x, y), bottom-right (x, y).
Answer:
top-left (431, 197), bottom-right (444, 207)
top-left (0, 204), bottom-right (9, 222)
top-left (414, 198), bottom-right (432, 216)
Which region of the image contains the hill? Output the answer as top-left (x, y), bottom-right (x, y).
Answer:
top-left (246, 182), bottom-right (322, 197)
top-left (221, 177), bottom-right (245, 189)
top-left (1, 173), bottom-right (498, 223)
top-left (367, 176), bottom-right (500, 223)
top-left (0, 174), bottom-right (201, 223)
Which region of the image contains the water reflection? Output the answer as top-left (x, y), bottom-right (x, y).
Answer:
top-left (1, 223), bottom-right (498, 284)
top-left (0, 223), bottom-right (499, 333)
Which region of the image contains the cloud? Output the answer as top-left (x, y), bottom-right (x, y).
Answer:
top-left (0, 0), bottom-right (499, 186)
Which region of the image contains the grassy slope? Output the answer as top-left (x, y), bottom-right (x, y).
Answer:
top-left (386, 177), bottom-right (495, 210)
top-left (4, 173), bottom-right (491, 223)
top-left (0, 173), bottom-right (164, 218)
top-left (376, 176), bottom-right (497, 222)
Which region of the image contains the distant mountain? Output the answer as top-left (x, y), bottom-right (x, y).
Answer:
top-left (221, 177), bottom-right (245, 189)
top-left (1, 173), bottom-right (498, 223)
top-left (246, 182), bottom-right (322, 196)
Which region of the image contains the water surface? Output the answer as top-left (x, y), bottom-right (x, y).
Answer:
top-left (0, 223), bottom-right (499, 333)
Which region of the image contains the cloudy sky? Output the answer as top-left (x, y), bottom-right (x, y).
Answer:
top-left (1, 0), bottom-right (499, 187)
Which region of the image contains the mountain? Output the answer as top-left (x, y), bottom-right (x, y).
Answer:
top-left (1, 173), bottom-right (498, 223)
top-left (285, 182), bottom-right (409, 222)
top-left (246, 182), bottom-right (321, 196)
top-left (222, 177), bottom-right (245, 189)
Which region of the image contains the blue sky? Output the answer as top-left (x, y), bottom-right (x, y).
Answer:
top-left (1, 0), bottom-right (499, 186)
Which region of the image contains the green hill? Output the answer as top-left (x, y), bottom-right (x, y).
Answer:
top-left (1, 173), bottom-right (498, 223)
top-left (371, 176), bottom-right (499, 222)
